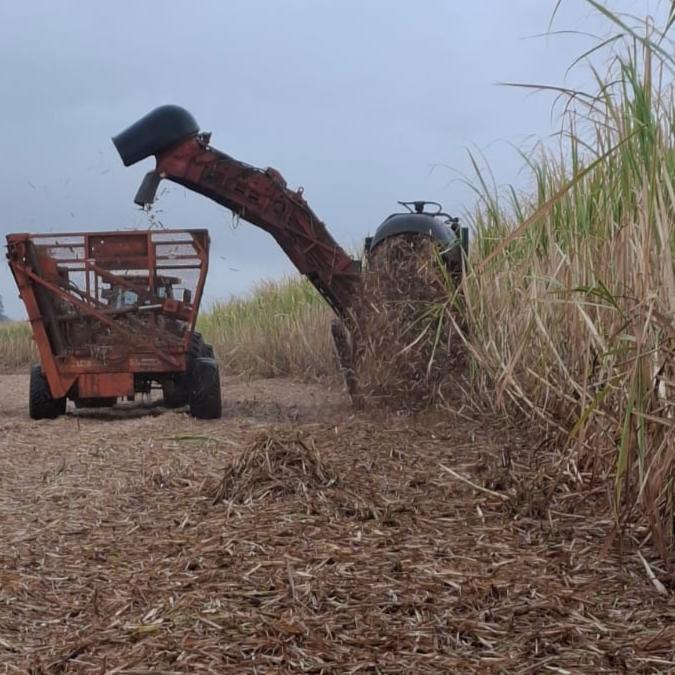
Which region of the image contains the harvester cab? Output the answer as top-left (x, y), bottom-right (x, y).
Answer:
top-left (365, 200), bottom-right (468, 273)
top-left (102, 275), bottom-right (185, 309)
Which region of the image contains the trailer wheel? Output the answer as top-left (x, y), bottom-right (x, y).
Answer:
top-left (188, 357), bottom-right (222, 419)
top-left (29, 364), bottom-right (66, 420)
top-left (162, 376), bottom-right (189, 408)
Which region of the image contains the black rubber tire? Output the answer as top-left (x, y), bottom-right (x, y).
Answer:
top-left (162, 376), bottom-right (189, 408)
top-left (188, 357), bottom-right (222, 419)
top-left (73, 397), bottom-right (117, 409)
top-left (189, 331), bottom-right (215, 360)
top-left (159, 333), bottom-right (215, 409)
top-left (189, 331), bottom-right (205, 360)
top-left (29, 364), bottom-right (66, 420)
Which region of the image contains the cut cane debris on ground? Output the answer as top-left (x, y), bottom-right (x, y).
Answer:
top-left (212, 431), bottom-right (338, 505)
top-left (1, 6), bottom-right (674, 673)
top-left (1, 373), bottom-right (674, 672)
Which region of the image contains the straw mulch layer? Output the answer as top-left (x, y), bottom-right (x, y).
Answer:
top-left (355, 235), bottom-right (466, 410)
top-left (212, 432), bottom-right (337, 505)
top-left (0, 373), bottom-right (674, 673)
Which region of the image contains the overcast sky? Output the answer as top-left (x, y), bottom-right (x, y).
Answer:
top-left (0, 0), bottom-right (666, 318)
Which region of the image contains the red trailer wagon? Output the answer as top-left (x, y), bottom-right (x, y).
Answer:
top-left (6, 228), bottom-right (221, 420)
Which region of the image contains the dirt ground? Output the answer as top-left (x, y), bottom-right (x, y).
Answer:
top-left (1, 373), bottom-right (674, 674)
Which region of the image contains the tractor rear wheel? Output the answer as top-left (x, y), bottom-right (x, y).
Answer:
top-left (29, 364), bottom-right (67, 420)
top-left (188, 357), bottom-right (222, 419)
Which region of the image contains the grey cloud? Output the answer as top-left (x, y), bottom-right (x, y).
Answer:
top-left (0, 0), bottom-right (663, 317)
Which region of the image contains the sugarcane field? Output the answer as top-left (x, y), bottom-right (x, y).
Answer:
top-left (1, 1), bottom-right (675, 673)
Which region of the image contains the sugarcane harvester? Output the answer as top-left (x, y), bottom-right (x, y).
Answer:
top-left (6, 105), bottom-right (466, 421)
top-left (112, 106), bottom-right (468, 402)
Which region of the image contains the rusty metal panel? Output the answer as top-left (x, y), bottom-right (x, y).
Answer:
top-left (77, 372), bottom-right (134, 398)
top-left (88, 233), bottom-right (149, 264)
top-left (6, 228), bottom-right (209, 389)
